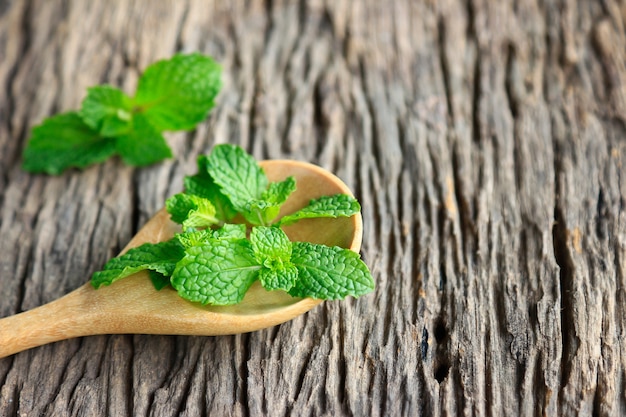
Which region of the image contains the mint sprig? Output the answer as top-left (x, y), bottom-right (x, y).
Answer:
top-left (22, 53), bottom-right (222, 175)
top-left (92, 145), bottom-right (374, 306)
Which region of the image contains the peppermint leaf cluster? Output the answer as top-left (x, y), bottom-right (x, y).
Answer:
top-left (22, 53), bottom-right (222, 175)
top-left (92, 144), bottom-right (374, 306)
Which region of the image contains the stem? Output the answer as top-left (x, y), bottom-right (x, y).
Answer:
top-left (256, 209), bottom-right (266, 226)
top-left (0, 284), bottom-right (108, 358)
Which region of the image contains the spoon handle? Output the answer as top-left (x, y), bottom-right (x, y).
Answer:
top-left (0, 284), bottom-right (97, 358)
top-left (0, 274), bottom-right (175, 358)
top-left (0, 209), bottom-right (178, 358)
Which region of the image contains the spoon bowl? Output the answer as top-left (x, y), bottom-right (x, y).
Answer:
top-left (0, 160), bottom-right (362, 358)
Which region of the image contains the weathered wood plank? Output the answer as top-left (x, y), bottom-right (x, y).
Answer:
top-left (0, 0), bottom-right (625, 415)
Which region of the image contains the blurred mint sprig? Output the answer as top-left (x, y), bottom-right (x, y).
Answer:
top-left (22, 53), bottom-right (222, 175)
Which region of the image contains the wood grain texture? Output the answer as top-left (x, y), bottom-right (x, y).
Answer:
top-left (0, 0), bottom-right (625, 415)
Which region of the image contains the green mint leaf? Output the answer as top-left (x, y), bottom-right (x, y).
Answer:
top-left (133, 53), bottom-right (222, 131)
top-left (149, 270), bottom-right (171, 290)
top-left (278, 194), bottom-right (361, 226)
top-left (171, 239), bottom-right (260, 305)
top-left (166, 193), bottom-right (219, 228)
top-left (288, 242), bottom-right (374, 299)
top-left (91, 239), bottom-right (185, 289)
top-left (243, 199), bottom-right (278, 226)
top-left (206, 145), bottom-right (298, 225)
top-left (262, 176), bottom-right (296, 205)
top-left (184, 155), bottom-right (237, 221)
top-left (22, 112), bottom-right (116, 175)
top-left (250, 226), bottom-right (297, 291)
top-left (166, 193), bottom-right (198, 224)
top-left (80, 85), bottom-right (133, 137)
top-left (206, 144), bottom-right (268, 210)
top-left (115, 113), bottom-right (172, 166)
top-left (252, 176), bottom-right (296, 224)
top-left (182, 198), bottom-right (218, 229)
top-left (212, 223), bottom-right (247, 240)
top-left (176, 223), bottom-right (247, 249)
top-left (259, 264), bottom-right (298, 292)
top-left (176, 229), bottom-right (212, 248)
top-left (250, 226), bottom-right (292, 264)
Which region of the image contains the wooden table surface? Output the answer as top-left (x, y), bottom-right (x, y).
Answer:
top-left (1, 0), bottom-right (625, 415)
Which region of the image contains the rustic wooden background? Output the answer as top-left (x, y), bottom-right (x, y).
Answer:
top-left (1, 0), bottom-right (625, 415)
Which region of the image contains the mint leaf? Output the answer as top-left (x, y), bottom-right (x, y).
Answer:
top-left (149, 271), bottom-right (171, 290)
top-left (212, 223), bottom-right (246, 240)
top-left (262, 176), bottom-right (296, 205)
top-left (171, 239), bottom-right (260, 305)
top-left (22, 112), bottom-right (117, 175)
top-left (176, 229), bottom-right (213, 248)
top-left (206, 145), bottom-right (299, 225)
top-left (278, 194), bottom-right (361, 226)
top-left (91, 239), bottom-right (185, 289)
top-left (184, 155), bottom-right (237, 221)
top-left (251, 226), bottom-right (297, 291)
top-left (251, 176), bottom-right (296, 224)
top-left (176, 224), bottom-right (246, 249)
top-left (115, 114), bottom-right (172, 166)
top-left (166, 193), bottom-right (219, 228)
top-left (133, 53), bottom-right (222, 131)
top-left (250, 226), bottom-right (292, 263)
top-left (182, 198), bottom-right (218, 229)
top-left (244, 200), bottom-right (277, 226)
top-left (166, 193), bottom-right (199, 224)
top-left (259, 265), bottom-right (298, 292)
top-left (289, 242), bottom-right (374, 299)
top-left (80, 85), bottom-right (133, 137)
top-left (206, 144), bottom-right (268, 210)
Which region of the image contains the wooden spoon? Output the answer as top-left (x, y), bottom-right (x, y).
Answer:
top-left (0, 160), bottom-right (363, 358)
